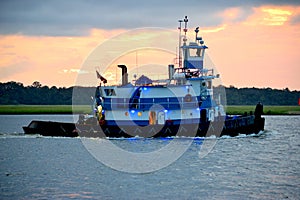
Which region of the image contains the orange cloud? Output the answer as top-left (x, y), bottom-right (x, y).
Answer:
top-left (221, 7), bottom-right (245, 22)
top-left (261, 8), bottom-right (292, 26)
top-left (204, 6), bottom-right (300, 90)
top-left (202, 25), bottom-right (227, 33)
top-left (244, 6), bottom-right (300, 26)
top-left (0, 29), bottom-right (125, 87)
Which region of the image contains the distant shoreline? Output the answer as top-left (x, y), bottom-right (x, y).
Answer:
top-left (0, 105), bottom-right (299, 115)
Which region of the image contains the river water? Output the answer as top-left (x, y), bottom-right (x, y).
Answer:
top-left (0, 115), bottom-right (299, 199)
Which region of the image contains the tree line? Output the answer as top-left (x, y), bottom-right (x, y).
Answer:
top-left (0, 81), bottom-right (299, 105)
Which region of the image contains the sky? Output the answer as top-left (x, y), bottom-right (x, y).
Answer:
top-left (0, 0), bottom-right (300, 90)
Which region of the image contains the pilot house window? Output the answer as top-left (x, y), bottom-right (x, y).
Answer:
top-left (104, 89), bottom-right (116, 96)
top-left (189, 48), bottom-right (202, 57)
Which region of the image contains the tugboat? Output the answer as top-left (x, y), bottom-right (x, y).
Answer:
top-left (74, 16), bottom-right (265, 138)
top-left (23, 16), bottom-right (265, 137)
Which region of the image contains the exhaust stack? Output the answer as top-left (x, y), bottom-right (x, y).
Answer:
top-left (168, 64), bottom-right (175, 80)
top-left (118, 65), bottom-right (128, 85)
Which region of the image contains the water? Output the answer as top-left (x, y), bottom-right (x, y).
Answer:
top-left (0, 115), bottom-right (299, 199)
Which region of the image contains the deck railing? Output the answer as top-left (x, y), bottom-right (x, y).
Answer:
top-left (102, 97), bottom-right (202, 110)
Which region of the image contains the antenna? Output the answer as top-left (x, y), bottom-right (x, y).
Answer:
top-left (182, 16), bottom-right (188, 48)
top-left (195, 27), bottom-right (199, 42)
top-left (183, 16), bottom-right (189, 37)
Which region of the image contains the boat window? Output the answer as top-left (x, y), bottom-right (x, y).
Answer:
top-left (104, 89), bottom-right (116, 96)
top-left (189, 48), bottom-right (202, 57)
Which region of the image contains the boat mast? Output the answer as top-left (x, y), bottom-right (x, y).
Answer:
top-left (178, 19), bottom-right (183, 68)
top-left (183, 16), bottom-right (188, 41)
top-left (178, 16), bottom-right (188, 68)
top-left (183, 16), bottom-right (188, 69)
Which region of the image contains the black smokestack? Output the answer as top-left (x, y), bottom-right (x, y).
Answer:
top-left (118, 65), bottom-right (128, 85)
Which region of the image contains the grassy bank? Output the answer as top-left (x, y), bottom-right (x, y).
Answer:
top-left (0, 105), bottom-right (299, 115)
top-left (0, 105), bottom-right (91, 114)
top-left (226, 105), bottom-right (300, 115)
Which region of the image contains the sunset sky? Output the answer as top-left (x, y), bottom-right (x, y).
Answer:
top-left (0, 0), bottom-right (299, 90)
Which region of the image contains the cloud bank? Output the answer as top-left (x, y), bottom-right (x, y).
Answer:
top-left (1, 0), bottom-right (300, 36)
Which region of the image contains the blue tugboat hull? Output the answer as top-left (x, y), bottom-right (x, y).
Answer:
top-left (75, 115), bottom-right (264, 138)
top-left (23, 114), bottom-right (264, 138)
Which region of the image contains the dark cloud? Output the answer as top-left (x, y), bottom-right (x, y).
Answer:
top-left (0, 0), bottom-right (299, 36)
